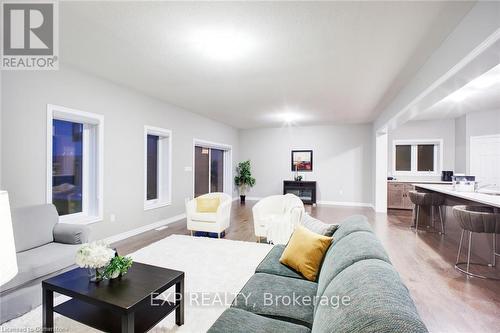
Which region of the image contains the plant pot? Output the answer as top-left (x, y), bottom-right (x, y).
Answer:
top-left (240, 195), bottom-right (246, 204)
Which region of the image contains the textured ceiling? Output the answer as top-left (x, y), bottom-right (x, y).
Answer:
top-left (59, 1), bottom-right (475, 128)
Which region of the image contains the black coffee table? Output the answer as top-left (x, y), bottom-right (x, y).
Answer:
top-left (42, 262), bottom-right (184, 333)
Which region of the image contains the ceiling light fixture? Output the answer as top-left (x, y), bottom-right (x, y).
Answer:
top-left (190, 28), bottom-right (256, 62)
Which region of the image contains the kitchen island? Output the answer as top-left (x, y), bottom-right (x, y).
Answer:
top-left (413, 183), bottom-right (500, 208)
top-left (413, 183), bottom-right (499, 262)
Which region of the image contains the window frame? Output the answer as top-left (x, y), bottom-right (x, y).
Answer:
top-left (144, 126), bottom-right (172, 210)
top-left (392, 139), bottom-right (443, 177)
top-left (46, 104), bottom-right (104, 224)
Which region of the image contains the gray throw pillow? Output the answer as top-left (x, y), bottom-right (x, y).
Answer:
top-left (301, 214), bottom-right (338, 237)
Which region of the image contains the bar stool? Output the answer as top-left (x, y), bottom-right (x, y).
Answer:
top-left (408, 190), bottom-right (445, 234)
top-left (453, 205), bottom-right (500, 280)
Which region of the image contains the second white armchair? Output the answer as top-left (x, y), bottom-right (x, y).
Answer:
top-left (252, 194), bottom-right (305, 243)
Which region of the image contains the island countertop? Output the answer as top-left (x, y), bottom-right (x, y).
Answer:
top-left (413, 183), bottom-right (500, 208)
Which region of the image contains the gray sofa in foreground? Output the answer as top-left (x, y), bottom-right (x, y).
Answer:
top-left (209, 215), bottom-right (428, 333)
top-left (0, 204), bottom-right (90, 323)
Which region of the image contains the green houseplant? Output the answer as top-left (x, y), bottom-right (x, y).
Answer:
top-left (234, 160), bottom-right (256, 204)
top-left (103, 255), bottom-right (133, 280)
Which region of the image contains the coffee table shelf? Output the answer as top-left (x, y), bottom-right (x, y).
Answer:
top-left (54, 298), bottom-right (178, 333)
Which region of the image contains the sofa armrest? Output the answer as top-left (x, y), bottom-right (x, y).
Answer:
top-left (53, 223), bottom-right (90, 244)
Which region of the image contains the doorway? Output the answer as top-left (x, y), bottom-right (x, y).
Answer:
top-left (193, 140), bottom-right (232, 198)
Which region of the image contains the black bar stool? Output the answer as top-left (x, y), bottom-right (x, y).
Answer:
top-left (453, 205), bottom-right (500, 280)
top-left (408, 190), bottom-right (445, 234)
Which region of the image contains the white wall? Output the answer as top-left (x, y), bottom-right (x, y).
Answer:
top-left (239, 125), bottom-right (373, 206)
top-left (387, 119), bottom-right (455, 180)
top-left (1, 65), bottom-right (239, 241)
top-left (454, 115), bottom-right (467, 173)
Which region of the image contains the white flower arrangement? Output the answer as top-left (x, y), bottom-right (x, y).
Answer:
top-left (75, 241), bottom-right (115, 269)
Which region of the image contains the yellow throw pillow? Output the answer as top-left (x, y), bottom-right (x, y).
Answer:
top-left (196, 197), bottom-right (220, 213)
top-left (279, 226), bottom-right (333, 281)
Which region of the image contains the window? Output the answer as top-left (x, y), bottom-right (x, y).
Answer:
top-left (393, 140), bottom-right (442, 176)
top-left (47, 105), bottom-right (103, 224)
top-left (144, 126), bottom-right (171, 210)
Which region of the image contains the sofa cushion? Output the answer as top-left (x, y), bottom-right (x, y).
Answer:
top-left (0, 242), bottom-right (80, 292)
top-left (301, 214), bottom-right (338, 236)
top-left (12, 204), bottom-right (58, 252)
top-left (255, 245), bottom-right (305, 280)
top-left (312, 259), bottom-right (427, 333)
top-left (332, 215), bottom-right (373, 243)
top-left (280, 226), bottom-right (332, 281)
top-left (208, 308), bottom-right (311, 333)
top-left (190, 212), bottom-right (217, 222)
top-left (232, 273), bottom-right (317, 328)
top-left (316, 231), bottom-right (391, 300)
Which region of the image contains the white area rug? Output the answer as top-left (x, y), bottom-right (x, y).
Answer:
top-left (1, 235), bottom-right (272, 333)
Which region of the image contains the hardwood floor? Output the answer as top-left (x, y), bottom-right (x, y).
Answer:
top-left (113, 201), bottom-right (500, 333)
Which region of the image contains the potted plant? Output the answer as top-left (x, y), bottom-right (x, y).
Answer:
top-left (234, 160), bottom-right (256, 204)
top-left (104, 255), bottom-right (133, 280)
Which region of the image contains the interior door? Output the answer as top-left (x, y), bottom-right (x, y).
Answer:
top-left (195, 146), bottom-right (225, 197)
top-left (194, 146), bottom-right (210, 197)
top-left (470, 135), bottom-right (500, 187)
top-left (210, 148), bottom-right (224, 193)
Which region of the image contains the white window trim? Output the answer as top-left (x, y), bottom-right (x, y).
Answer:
top-left (392, 139), bottom-right (443, 177)
top-left (192, 138), bottom-right (233, 198)
top-left (46, 104), bottom-right (104, 224)
top-left (144, 126), bottom-right (172, 210)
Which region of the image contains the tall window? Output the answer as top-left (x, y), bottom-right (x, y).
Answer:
top-left (47, 105), bottom-right (103, 223)
top-left (52, 120), bottom-right (83, 216)
top-left (144, 126), bottom-right (171, 210)
top-left (393, 140), bottom-right (442, 175)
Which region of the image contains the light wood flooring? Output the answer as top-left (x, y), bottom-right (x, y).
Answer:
top-left (113, 201), bottom-right (500, 333)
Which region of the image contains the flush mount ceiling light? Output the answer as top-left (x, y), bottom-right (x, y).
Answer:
top-left (189, 27), bottom-right (256, 62)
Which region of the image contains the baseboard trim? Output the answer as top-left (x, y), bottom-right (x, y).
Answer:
top-left (244, 196), bottom-right (262, 201)
top-left (241, 197), bottom-right (373, 209)
top-left (317, 201), bottom-right (374, 208)
top-left (103, 213), bottom-right (186, 245)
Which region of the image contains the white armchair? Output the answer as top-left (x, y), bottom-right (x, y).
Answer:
top-left (252, 194), bottom-right (305, 243)
top-left (186, 192), bottom-right (232, 238)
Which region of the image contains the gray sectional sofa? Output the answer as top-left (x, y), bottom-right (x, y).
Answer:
top-left (0, 204), bottom-right (90, 323)
top-left (209, 215), bottom-right (428, 333)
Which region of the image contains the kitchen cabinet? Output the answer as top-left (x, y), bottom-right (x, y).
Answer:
top-left (388, 183), bottom-right (414, 210)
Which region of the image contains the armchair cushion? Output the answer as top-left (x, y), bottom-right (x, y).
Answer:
top-left (190, 212), bottom-right (217, 223)
top-left (53, 223), bottom-right (90, 244)
top-left (196, 197), bottom-right (220, 213)
top-left (12, 204), bottom-right (58, 252)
